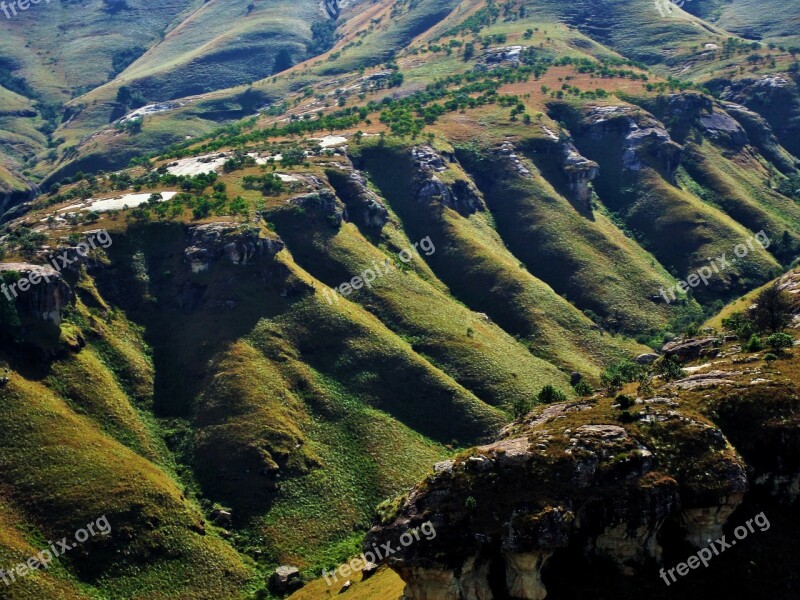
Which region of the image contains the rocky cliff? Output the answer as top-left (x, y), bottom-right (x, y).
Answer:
top-left (366, 321), bottom-right (800, 599)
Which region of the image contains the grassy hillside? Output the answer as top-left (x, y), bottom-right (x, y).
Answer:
top-left (0, 0), bottom-right (798, 596)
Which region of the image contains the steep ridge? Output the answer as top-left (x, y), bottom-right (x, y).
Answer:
top-left (353, 141), bottom-right (649, 370)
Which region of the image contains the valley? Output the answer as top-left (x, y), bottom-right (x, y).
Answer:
top-left (0, 0), bottom-right (799, 598)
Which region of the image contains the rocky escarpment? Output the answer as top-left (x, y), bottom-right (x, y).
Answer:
top-left (721, 101), bottom-right (797, 174)
top-left (184, 222), bottom-right (285, 274)
top-left (532, 128), bottom-right (599, 209)
top-left (367, 396), bottom-right (751, 600)
top-left (325, 165), bottom-right (390, 231)
top-left (712, 73), bottom-right (800, 158)
top-left (654, 93), bottom-right (777, 157)
top-left (0, 262), bottom-right (72, 326)
top-left (409, 145), bottom-right (486, 215)
top-left (580, 105), bottom-right (683, 181)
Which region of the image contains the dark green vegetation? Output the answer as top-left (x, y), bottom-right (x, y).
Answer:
top-left (0, 0), bottom-right (799, 597)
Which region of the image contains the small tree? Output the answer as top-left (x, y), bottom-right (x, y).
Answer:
top-left (766, 332), bottom-right (793, 353)
top-left (537, 384), bottom-right (567, 404)
top-left (615, 394), bottom-right (635, 409)
top-left (722, 311), bottom-right (757, 341)
top-left (751, 284), bottom-right (792, 332)
top-left (655, 356), bottom-right (684, 381)
top-left (573, 380), bottom-right (593, 397)
top-left (510, 396), bottom-right (533, 419)
top-left (744, 334), bottom-right (763, 353)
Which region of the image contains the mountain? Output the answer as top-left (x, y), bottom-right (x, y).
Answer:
top-left (0, 0), bottom-right (799, 598)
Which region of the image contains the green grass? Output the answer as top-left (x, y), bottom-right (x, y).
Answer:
top-left (269, 193), bottom-right (573, 406)
top-left (354, 140), bottom-right (648, 376)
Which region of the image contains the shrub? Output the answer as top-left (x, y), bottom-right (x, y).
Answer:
top-left (537, 384), bottom-right (567, 404)
top-left (600, 359), bottom-right (642, 393)
top-left (573, 380), bottom-right (593, 397)
top-left (615, 394), bottom-right (635, 409)
top-left (510, 396), bottom-right (533, 419)
top-left (764, 352), bottom-right (778, 364)
top-left (655, 356), bottom-right (684, 381)
top-left (744, 334), bottom-right (763, 352)
top-left (766, 332), bottom-right (793, 352)
top-left (722, 311), bottom-right (757, 341)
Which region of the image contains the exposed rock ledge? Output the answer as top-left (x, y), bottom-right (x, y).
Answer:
top-left (0, 263), bottom-right (73, 325)
top-left (366, 399), bottom-right (749, 600)
top-left (183, 222), bottom-right (285, 273)
top-left (410, 146), bottom-right (486, 215)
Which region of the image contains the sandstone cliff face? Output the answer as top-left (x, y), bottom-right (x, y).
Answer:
top-left (410, 146), bottom-right (486, 215)
top-left (535, 128), bottom-right (599, 209)
top-left (367, 394), bottom-right (752, 600)
top-left (577, 105), bottom-right (683, 181)
top-left (325, 165), bottom-right (390, 231)
top-left (714, 73), bottom-right (800, 158)
top-left (721, 101), bottom-right (797, 173)
top-left (183, 222), bottom-right (285, 274)
top-left (0, 262), bottom-right (72, 326)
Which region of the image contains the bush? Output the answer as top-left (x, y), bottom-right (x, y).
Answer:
top-left (510, 396), bottom-right (533, 419)
top-left (744, 334), bottom-right (763, 352)
top-left (600, 359), bottom-right (642, 393)
top-left (764, 352), bottom-right (778, 364)
top-left (722, 311), bottom-right (757, 341)
top-left (618, 410), bottom-right (639, 424)
top-left (573, 380), bottom-right (593, 397)
top-left (766, 332), bottom-right (793, 352)
top-left (615, 394), bottom-right (635, 409)
top-left (655, 356), bottom-right (684, 381)
top-left (537, 385), bottom-right (567, 404)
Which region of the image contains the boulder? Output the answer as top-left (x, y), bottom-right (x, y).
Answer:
top-left (661, 336), bottom-right (719, 361)
top-left (361, 562), bottom-right (379, 580)
top-left (269, 565), bottom-right (303, 594)
top-left (210, 508), bottom-right (232, 528)
top-left (635, 353), bottom-right (659, 365)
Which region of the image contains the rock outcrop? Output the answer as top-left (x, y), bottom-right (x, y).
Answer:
top-left (367, 398), bottom-right (748, 600)
top-left (325, 166), bottom-right (390, 231)
top-left (661, 336), bottom-right (720, 362)
top-left (722, 101), bottom-right (797, 173)
top-left (578, 105), bottom-right (683, 181)
top-left (538, 127), bottom-right (599, 208)
top-left (410, 146), bottom-right (486, 215)
top-left (184, 222), bottom-right (285, 273)
top-left (285, 189), bottom-right (348, 228)
top-left (714, 73), bottom-right (800, 158)
top-left (0, 262), bottom-right (73, 326)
